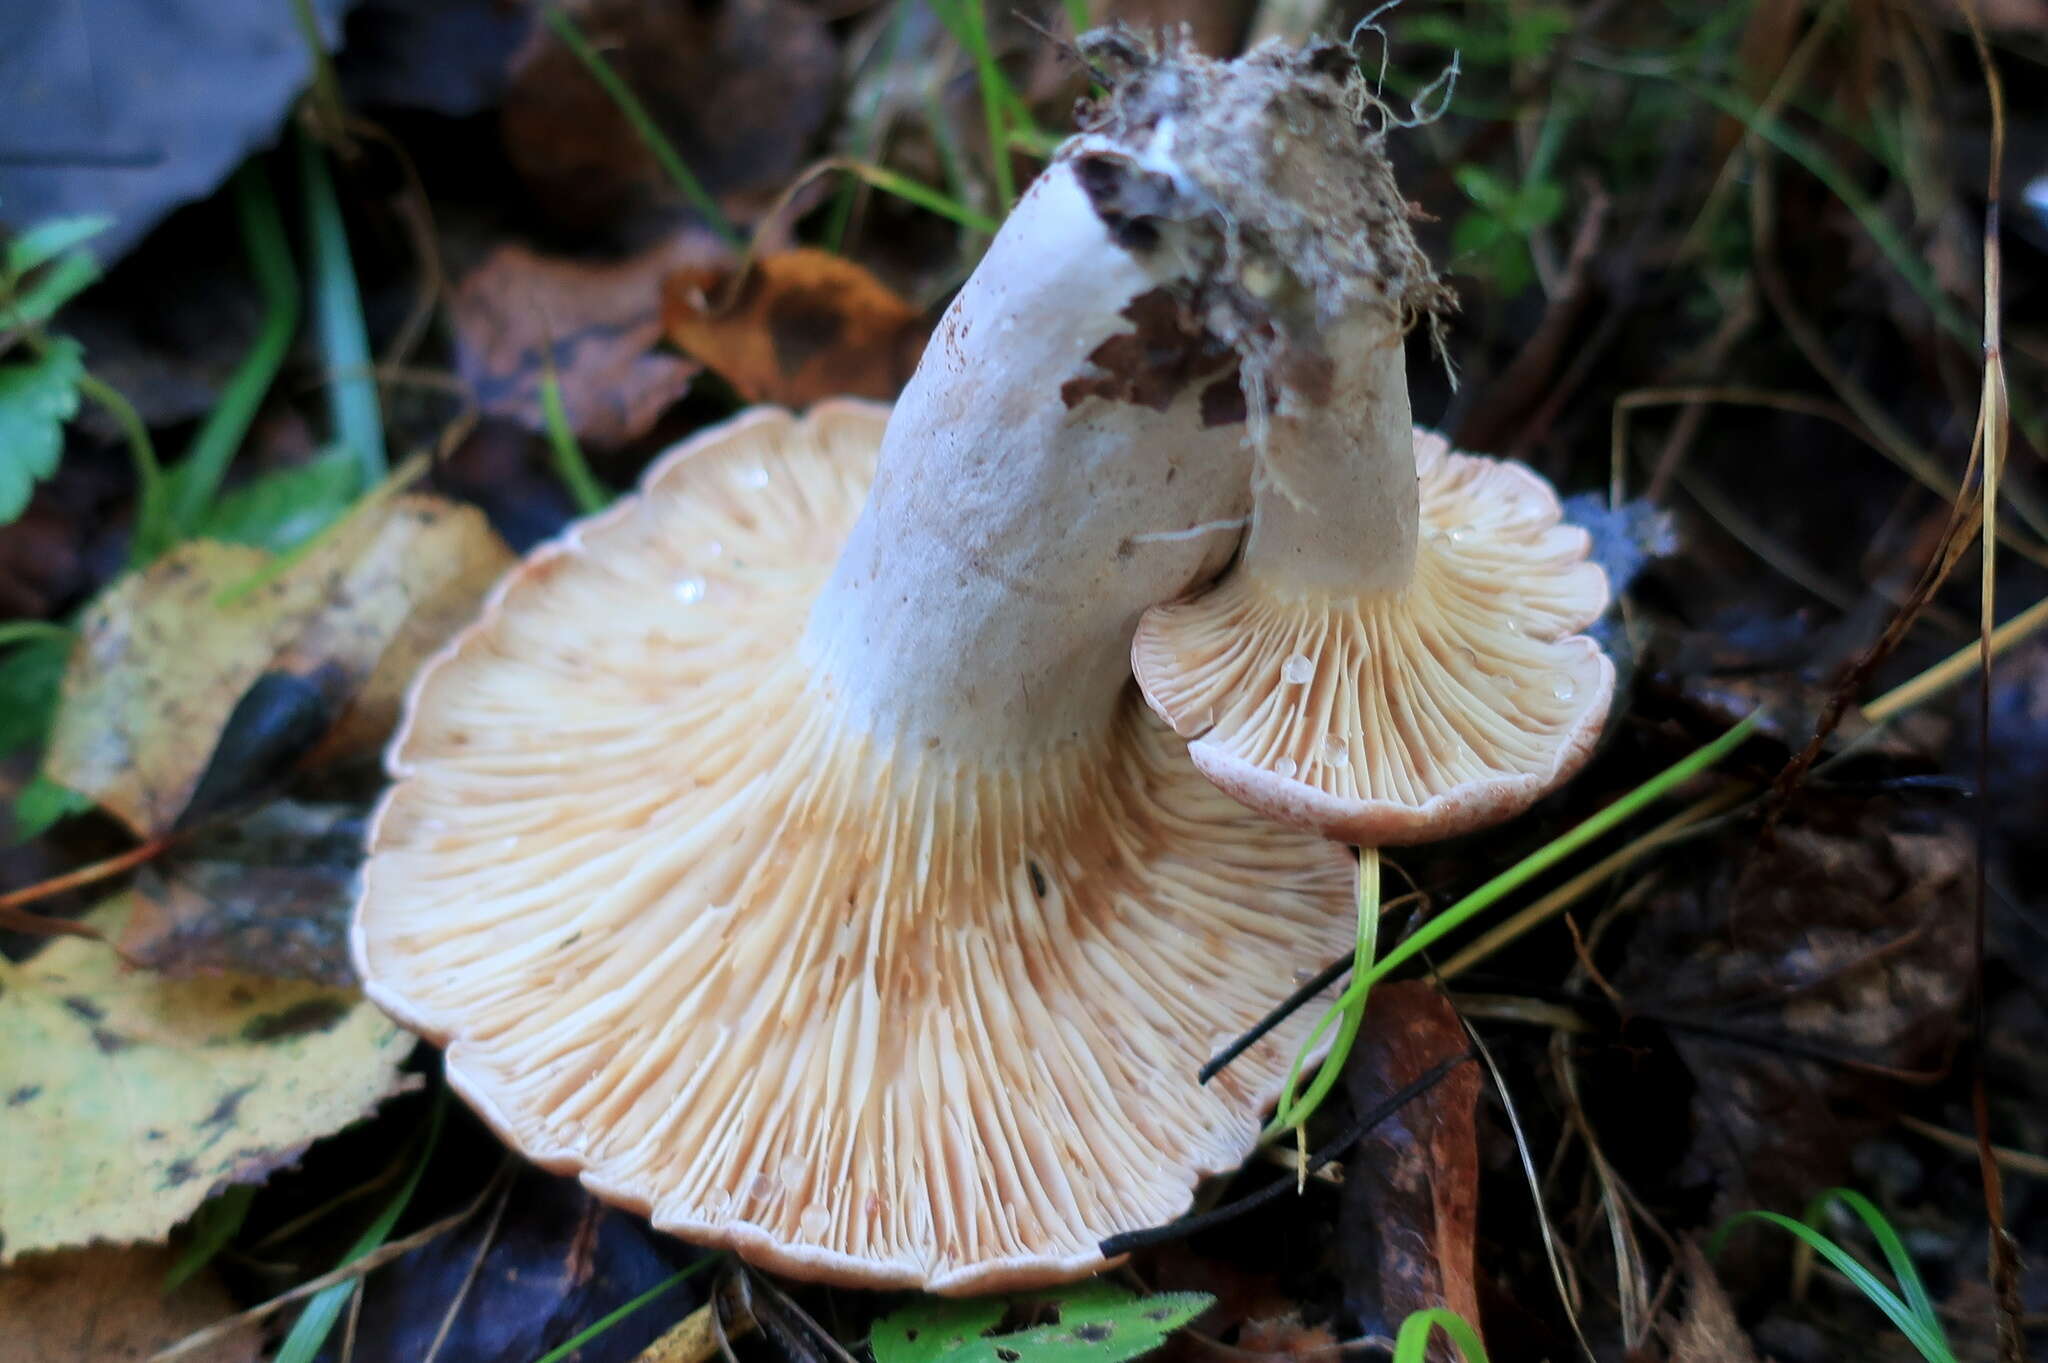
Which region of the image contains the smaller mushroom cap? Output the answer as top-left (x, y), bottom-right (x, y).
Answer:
top-left (1132, 430), bottom-right (1614, 844)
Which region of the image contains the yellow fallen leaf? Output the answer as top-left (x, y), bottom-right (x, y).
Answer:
top-left (0, 898), bottom-right (414, 1264)
top-left (43, 493), bottom-right (513, 837)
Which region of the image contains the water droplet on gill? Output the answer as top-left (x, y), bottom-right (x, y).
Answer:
top-left (1503, 616), bottom-right (1524, 636)
top-left (704, 539), bottom-right (725, 558)
top-left (1552, 674), bottom-right (1579, 702)
top-left (499, 835), bottom-right (520, 850)
top-left (673, 575), bottom-right (707, 604)
top-left (1321, 736), bottom-right (1350, 769)
top-left (1447, 525), bottom-right (1475, 546)
top-left (800, 1204), bottom-right (832, 1237)
top-left (1275, 756), bottom-right (1299, 780)
top-left (739, 465), bottom-right (771, 489)
top-left (779, 1156), bottom-right (806, 1189)
top-left (749, 1173), bottom-right (776, 1201)
top-left (703, 1189), bottom-right (731, 1215)
top-left (1291, 965), bottom-right (1317, 985)
top-left (1281, 652), bottom-right (1314, 685)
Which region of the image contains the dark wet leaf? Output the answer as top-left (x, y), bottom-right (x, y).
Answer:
top-left (873, 1285), bottom-right (1212, 1363)
top-left (333, 1167), bottom-right (705, 1363)
top-left (0, 0), bottom-right (354, 263)
top-left (1610, 798), bottom-right (1974, 1216)
top-left (1337, 982), bottom-right (1483, 1360)
top-left (499, 0), bottom-right (836, 237)
top-left (338, 0), bottom-right (535, 118)
top-left (120, 800), bottom-right (364, 986)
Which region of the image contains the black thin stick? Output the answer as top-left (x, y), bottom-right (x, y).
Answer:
top-left (1197, 952), bottom-right (1353, 1084)
top-left (1099, 1050), bottom-right (1474, 1257)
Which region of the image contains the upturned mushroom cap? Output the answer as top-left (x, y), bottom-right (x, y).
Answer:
top-left (353, 403), bottom-right (1357, 1292)
top-left (1132, 429), bottom-right (1614, 844)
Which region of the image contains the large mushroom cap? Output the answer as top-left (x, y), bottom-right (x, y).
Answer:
top-left (1132, 430), bottom-right (1614, 844)
top-left (353, 403), bottom-right (1355, 1293)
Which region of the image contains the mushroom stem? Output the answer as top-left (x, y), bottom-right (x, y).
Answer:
top-left (1242, 315), bottom-right (1418, 599)
top-left (803, 158), bottom-right (1256, 752)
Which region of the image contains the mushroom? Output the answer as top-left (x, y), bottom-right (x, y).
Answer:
top-left (352, 34), bottom-right (1447, 1292)
top-left (1130, 308), bottom-right (1615, 845)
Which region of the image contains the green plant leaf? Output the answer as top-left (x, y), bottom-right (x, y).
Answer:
top-left (1452, 165), bottom-right (1515, 214)
top-left (0, 634), bottom-right (70, 754)
top-left (0, 336), bottom-right (84, 523)
top-left (5, 214), bottom-right (112, 277)
top-left (11, 774), bottom-right (94, 843)
top-left (198, 447), bottom-right (361, 551)
top-left (872, 1285), bottom-right (1212, 1363)
top-left (0, 253), bottom-right (101, 330)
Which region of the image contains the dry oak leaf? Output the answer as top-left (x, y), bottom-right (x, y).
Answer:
top-left (0, 1244), bottom-right (258, 1363)
top-left (662, 248), bottom-right (926, 407)
top-left (452, 234), bottom-right (724, 447)
top-left (0, 898), bottom-right (414, 1264)
top-left (42, 494), bottom-right (512, 837)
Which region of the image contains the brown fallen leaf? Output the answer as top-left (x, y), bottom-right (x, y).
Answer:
top-left (662, 248), bottom-right (926, 407)
top-left (0, 1246), bottom-right (258, 1363)
top-left (452, 234), bottom-right (723, 448)
top-left (118, 800), bottom-right (366, 987)
top-left (1338, 982), bottom-right (1483, 1361)
top-left (1668, 1244), bottom-right (1766, 1363)
top-left (42, 493), bottom-right (513, 838)
top-left (500, 0), bottom-right (836, 235)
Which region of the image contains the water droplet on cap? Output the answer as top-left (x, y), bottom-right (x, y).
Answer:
top-left (673, 576), bottom-right (706, 604)
top-left (1282, 652), bottom-right (1314, 684)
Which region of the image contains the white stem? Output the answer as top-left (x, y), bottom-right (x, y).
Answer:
top-left (1240, 315), bottom-right (1417, 599)
top-left (803, 160), bottom-right (1255, 752)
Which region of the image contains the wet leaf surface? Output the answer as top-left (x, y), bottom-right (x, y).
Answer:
top-left (0, 898), bottom-right (414, 1263)
top-left (452, 233), bottom-right (722, 447)
top-left (662, 249), bottom-right (926, 407)
top-left (0, 1244), bottom-right (258, 1363)
top-left (1337, 982), bottom-right (1482, 1359)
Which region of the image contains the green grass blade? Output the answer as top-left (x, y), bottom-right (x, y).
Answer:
top-left (1712, 1212), bottom-right (1951, 1362)
top-left (1392, 1308), bottom-right (1490, 1363)
top-left (843, 161), bottom-right (999, 236)
top-left (529, 1256), bottom-right (718, 1363)
top-left (1270, 849), bottom-right (1380, 1133)
top-left (826, 0), bottom-right (914, 252)
top-left (273, 1087), bottom-right (448, 1363)
top-left (1062, 0), bottom-right (1091, 34)
top-left (0, 621), bottom-right (75, 650)
top-left (931, 0), bottom-right (1017, 208)
top-left (541, 7), bottom-right (740, 248)
top-left (4, 214), bottom-right (112, 277)
top-left (539, 369), bottom-right (611, 515)
top-left (164, 1184), bottom-right (257, 1292)
top-left (1362, 712), bottom-right (1761, 991)
top-left (298, 129), bottom-right (387, 485)
top-left (169, 163), bottom-right (302, 534)
top-left (1805, 1189), bottom-right (1939, 1336)
top-left (76, 372), bottom-right (173, 566)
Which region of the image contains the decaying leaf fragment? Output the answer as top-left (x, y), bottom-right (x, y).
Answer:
top-left (452, 234), bottom-right (723, 446)
top-left (662, 248), bottom-right (926, 407)
top-left (0, 899), bottom-right (414, 1263)
top-left (42, 493), bottom-right (513, 837)
top-left (118, 800), bottom-right (367, 988)
top-left (1338, 983), bottom-right (1482, 1359)
top-left (0, 1244), bottom-right (258, 1363)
